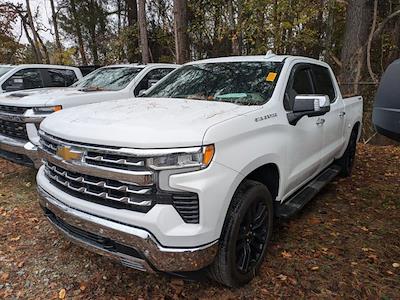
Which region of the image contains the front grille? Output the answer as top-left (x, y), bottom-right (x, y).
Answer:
top-left (40, 132), bottom-right (200, 223)
top-left (0, 119), bottom-right (28, 140)
top-left (0, 105), bottom-right (28, 115)
top-left (44, 162), bottom-right (156, 211)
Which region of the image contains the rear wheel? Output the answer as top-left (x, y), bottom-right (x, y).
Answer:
top-left (338, 127), bottom-right (358, 177)
top-left (209, 180), bottom-right (273, 287)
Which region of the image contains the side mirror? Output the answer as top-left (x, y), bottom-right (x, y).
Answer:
top-left (147, 79), bottom-right (159, 89)
top-left (288, 95), bottom-right (330, 125)
top-left (138, 89), bottom-right (147, 97)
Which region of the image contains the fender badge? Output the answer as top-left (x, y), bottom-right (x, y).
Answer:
top-left (255, 113), bottom-right (278, 122)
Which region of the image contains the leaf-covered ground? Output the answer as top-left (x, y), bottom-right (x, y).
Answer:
top-left (0, 144), bottom-right (399, 299)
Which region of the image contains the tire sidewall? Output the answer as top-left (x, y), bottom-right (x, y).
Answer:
top-left (223, 182), bottom-right (274, 286)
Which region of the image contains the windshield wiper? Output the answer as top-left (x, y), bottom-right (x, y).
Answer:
top-left (79, 86), bottom-right (108, 92)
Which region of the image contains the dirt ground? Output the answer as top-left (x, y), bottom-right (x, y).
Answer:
top-left (0, 144), bottom-right (399, 299)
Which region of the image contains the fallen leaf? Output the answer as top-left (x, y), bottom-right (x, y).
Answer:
top-left (308, 217), bottom-right (321, 225)
top-left (1, 272), bottom-right (9, 281)
top-left (277, 274), bottom-right (287, 281)
top-left (59, 288), bottom-right (66, 299)
top-left (281, 251), bottom-right (292, 258)
top-left (79, 282), bottom-right (87, 291)
top-left (10, 236), bottom-right (21, 242)
top-left (17, 261), bottom-right (24, 268)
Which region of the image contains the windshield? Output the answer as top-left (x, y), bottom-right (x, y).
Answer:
top-left (72, 67), bottom-right (143, 91)
top-left (0, 66), bottom-right (13, 78)
top-left (146, 61), bottom-right (283, 105)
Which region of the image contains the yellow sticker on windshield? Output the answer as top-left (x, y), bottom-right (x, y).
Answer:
top-left (266, 72), bottom-right (277, 82)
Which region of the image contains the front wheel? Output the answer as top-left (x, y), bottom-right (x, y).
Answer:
top-left (209, 180), bottom-right (273, 287)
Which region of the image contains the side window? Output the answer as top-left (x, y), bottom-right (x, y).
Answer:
top-left (284, 65), bottom-right (314, 110)
top-left (311, 65), bottom-right (336, 102)
top-left (44, 69), bottom-right (78, 87)
top-left (2, 68), bottom-right (44, 91)
top-left (134, 68), bottom-right (174, 96)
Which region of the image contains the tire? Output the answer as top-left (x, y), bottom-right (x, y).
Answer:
top-left (209, 180), bottom-right (274, 287)
top-left (337, 127), bottom-right (358, 177)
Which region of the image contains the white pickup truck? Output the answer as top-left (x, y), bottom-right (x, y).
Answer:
top-left (0, 64), bottom-right (83, 93)
top-left (36, 55), bottom-right (363, 287)
top-left (0, 63), bottom-right (178, 167)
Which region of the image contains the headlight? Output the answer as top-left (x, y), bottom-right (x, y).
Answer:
top-left (147, 145), bottom-right (215, 170)
top-left (33, 105), bottom-right (62, 114)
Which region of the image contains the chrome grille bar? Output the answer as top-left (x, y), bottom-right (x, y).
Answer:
top-left (44, 162), bottom-right (153, 206)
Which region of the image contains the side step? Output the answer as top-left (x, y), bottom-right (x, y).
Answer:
top-left (275, 165), bottom-right (341, 218)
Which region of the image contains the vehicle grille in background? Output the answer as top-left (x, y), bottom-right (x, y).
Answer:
top-left (44, 162), bottom-right (156, 211)
top-left (0, 105), bottom-right (28, 115)
top-left (0, 119), bottom-right (28, 140)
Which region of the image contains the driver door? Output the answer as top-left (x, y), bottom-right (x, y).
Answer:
top-left (284, 64), bottom-right (324, 196)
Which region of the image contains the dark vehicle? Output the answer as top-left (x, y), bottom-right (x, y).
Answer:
top-left (373, 59), bottom-right (400, 141)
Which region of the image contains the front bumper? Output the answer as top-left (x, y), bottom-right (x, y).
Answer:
top-left (0, 134), bottom-right (41, 167)
top-left (37, 186), bottom-right (218, 273)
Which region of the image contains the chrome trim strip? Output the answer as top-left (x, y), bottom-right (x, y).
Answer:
top-left (44, 167), bottom-right (153, 206)
top-left (40, 148), bottom-right (154, 186)
top-left (46, 162), bottom-right (152, 195)
top-left (85, 155), bottom-right (145, 167)
top-left (37, 186), bottom-right (218, 272)
top-left (0, 112), bottom-right (44, 123)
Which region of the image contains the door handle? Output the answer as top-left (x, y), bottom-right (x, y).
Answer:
top-left (339, 111), bottom-right (346, 118)
top-left (316, 118), bottom-right (326, 126)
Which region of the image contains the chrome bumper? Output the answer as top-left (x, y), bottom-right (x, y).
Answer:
top-left (0, 134), bottom-right (41, 168)
top-left (37, 186), bottom-right (218, 273)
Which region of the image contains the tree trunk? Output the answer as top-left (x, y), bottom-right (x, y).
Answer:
top-left (25, 0), bottom-right (43, 62)
top-left (20, 15), bottom-right (40, 63)
top-left (137, 0), bottom-right (150, 63)
top-left (126, 0), bottom-right (138, 62)
top-left (173, 0), bottom-right (189, 63)
top-left (228, 0), bottom-right (239, 55)
top-left (88, 0), bottom-right (99, 65)
top-left (70, 0), bottom-right (88, 65)
top-left (339, 0), bottom-right (372, 96)
top-left (50, 0), bottom-right (62, 56)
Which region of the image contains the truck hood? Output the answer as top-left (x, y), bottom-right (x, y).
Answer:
top-left (0, 87), bottom-right (120, 107)
top-left (41, 97), bottom-right (260, 148)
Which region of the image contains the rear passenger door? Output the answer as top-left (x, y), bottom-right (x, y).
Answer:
top-left (133, 68), bottom-right (174, 96)
top-left (310, 64), bottom-right (345, 167)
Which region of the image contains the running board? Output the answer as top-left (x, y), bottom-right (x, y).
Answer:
top-left (275, 165), bottom-right (341, 218)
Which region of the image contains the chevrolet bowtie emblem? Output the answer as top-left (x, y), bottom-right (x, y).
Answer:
top-left (56, 146), bottom-right (82, 161)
